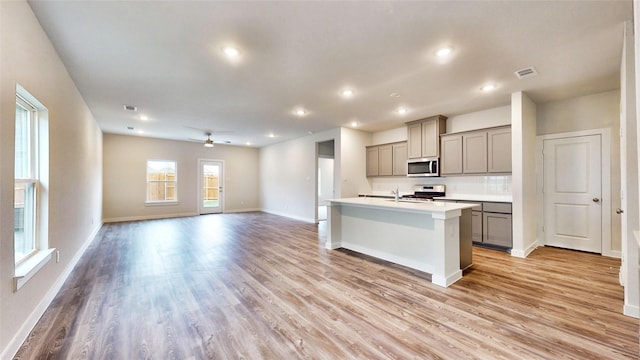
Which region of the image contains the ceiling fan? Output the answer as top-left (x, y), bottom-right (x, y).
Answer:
top-left (204, 132), bottom-right (215, 148)
top-left (185, 126), bottom-right (233, 147)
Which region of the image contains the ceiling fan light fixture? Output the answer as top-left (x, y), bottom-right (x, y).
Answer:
top-left (204, 133), bottom-right (215, 148)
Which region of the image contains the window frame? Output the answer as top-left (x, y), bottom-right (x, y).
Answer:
top-left (145, 159), bottom-right (178, 204)
top-left (14, 95), bottom-right (39, 266)
top-left (13, 85), bottom-right (53, 291)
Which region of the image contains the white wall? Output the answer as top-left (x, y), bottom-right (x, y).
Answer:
top-left (0, 1), bottom-right (103, 357)
top-left (537, 90), bottom-right (622, 253)
top-left (446, 105), bottom-right (511, 133)
top-left (339, 127), bottom-right (373, 198)
top-left (260, 128), bottom-right (342, 222)
top-left (103, 134), bottom-right (260, 222)
top-left (259, 127), bottom-right (371, 222)
top-left (511, 92), bottom-right (538, 258)
top-left (621, 19), bottom-right (639, 318)
top-left (372, 127), bottom-right (406, 145)
top-left (318, 158), bottom-right (334, 205)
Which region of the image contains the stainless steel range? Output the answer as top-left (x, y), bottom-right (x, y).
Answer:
top-left (400, 184), bottom-right (445, 202)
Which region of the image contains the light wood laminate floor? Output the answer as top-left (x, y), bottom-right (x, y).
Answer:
top-left (14, 212), bottom-right (639, 359)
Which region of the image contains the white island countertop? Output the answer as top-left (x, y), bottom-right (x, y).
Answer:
top-left (329, 197), bottom-right (476, 218)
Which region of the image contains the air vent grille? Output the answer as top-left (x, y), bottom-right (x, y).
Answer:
top-left (123, 104), bottom-right (137, 112)
top-left (514, 67), bottom-right (538, 79)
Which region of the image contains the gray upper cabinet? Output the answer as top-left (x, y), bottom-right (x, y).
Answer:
top-left (462, 131), bottom-right (487, 174)
top-left (487, 127), bottom-right (512, 173)
top-left (366, 141), bottom-right (407, 177)
top-left (378, 144), bottom-right (393, 176)
top-left (366, 146), bottom-right (379, 177)
top-left (406, 115), bottom-right (447, 159)
top-left (440, 134), bottom-right (463, 175)
top-left (440, 125), bottom-right (511, 176)
top-left (392, 142), bottom-right (408, 176)
top-left (407, 123), bottom-right (423, 159)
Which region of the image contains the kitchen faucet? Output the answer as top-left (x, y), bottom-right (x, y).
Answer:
top-left (392, 187), bottom-right (400, 202)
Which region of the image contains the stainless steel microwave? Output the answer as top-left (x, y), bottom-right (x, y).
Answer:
top-left (407, 158), bottom-right (439, 177)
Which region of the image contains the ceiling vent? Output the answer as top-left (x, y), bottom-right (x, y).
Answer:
top-left (123, 104), bottom-right (137, 112)
top-left (514, 67), bottom-right (538, 79)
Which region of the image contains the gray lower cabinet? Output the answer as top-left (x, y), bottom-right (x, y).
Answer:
top-left (482, 202), bottom-right (513, 248)
top-left (457, 201), bottom-right (483, 243)
top-left (471, 211), bottom-right (482, 243)
top-left (457, 200), bottom-right (512, 249)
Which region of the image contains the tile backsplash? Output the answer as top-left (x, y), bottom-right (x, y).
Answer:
top-left (369, 175), bottom-right (512, 197)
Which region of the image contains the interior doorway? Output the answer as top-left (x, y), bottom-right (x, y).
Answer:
top-left (316, 140), bottom-right (335, 222)
top-left (198, 159), bottom-right (224, 214)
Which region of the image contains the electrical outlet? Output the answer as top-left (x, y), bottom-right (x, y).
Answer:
top-left (56, 251), bottom-right (60, 263)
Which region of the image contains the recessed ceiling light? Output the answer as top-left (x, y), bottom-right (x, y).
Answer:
top-left (139, 115), bottom-right (149, 121)
top-left (481, 83), bottom-right (497, 92)
top-left (222, 46), bottom-right (240, 58)
top-left (351, 121), bottom-right (358, 127)
top-left (341, 89), bottom-right (355, 98)
top-left (390, 93), bottom-right (400, 98)
top-left (137, 130), bottom-right (144, 134)
top-left (436, 47), bottom-right (453, 57)
top-left (396, 107), bottom-right (409, 115)
top-left (246, 141), bottom-right (252, 146)
top-left (267, 133), bottom-right (276, 138)
top-left (295, 108), bottom-right (307, 117)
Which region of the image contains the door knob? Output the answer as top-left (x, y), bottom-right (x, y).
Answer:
top-left (616, 208), bottom-right (624, 214)
top-left (592, 198), bottom-right (600, 203)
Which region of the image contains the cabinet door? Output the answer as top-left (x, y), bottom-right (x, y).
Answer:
top-left (378, 144), bottom-right (393, 176)
top-left (488, 127), bottom-right (512, 173)
top-left (463, 132), bottom-right (488, 173)
top-left (392, 142), bottom-right (408, 176)
top-left (471, 211), bottom-right (482, 243)
top-left (483, 212), bottom-right (513, 247)
top-left (366, 147), bottom-right (379, 177)
top-left (440, 134), bottom-right (462, 174)
top-left (421, 120), bottom-right (438, 158)
top-left (407, 123), bottom-right (422, 159)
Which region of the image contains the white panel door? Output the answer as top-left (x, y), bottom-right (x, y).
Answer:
top-left (543, 135), bottom-right (601, 253)
top-left (199, 160), bottom-right (223, 214)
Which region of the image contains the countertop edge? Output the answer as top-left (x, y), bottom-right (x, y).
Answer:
top-left (329, 197), bottom-right (476, 216)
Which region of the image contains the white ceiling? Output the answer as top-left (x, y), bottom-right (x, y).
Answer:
top-left (28, 0), bottom-right (632, 147)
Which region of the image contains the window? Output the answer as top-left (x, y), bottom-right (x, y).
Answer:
top-left (14, 85), bottom-right (52, 291)
top-left (146, 160), bottom-right (177, 203)
top-left (15, 95), bottom-right (38, 263)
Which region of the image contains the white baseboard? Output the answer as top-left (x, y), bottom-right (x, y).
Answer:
top-left (103, 212), bottom-right (198, 223)
top-left (1, 222), bottom-right (103, 360)
top-left (224, 208), bottom-right (261, 213)
top-left (511, 240), bottom-right (539, 258)
top-left (623, 304), bottom-right (639, 318)
top-left (260, 209), bottom-right (316, 223)
top-left (603, 249), bottom-right (622, 259)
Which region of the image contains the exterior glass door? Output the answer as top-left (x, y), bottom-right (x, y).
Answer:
top-left (199, 159), bottom-right (223, 214)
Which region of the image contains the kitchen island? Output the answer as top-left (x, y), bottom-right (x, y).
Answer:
top-left (326, 197), bottom-right (475, 287)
